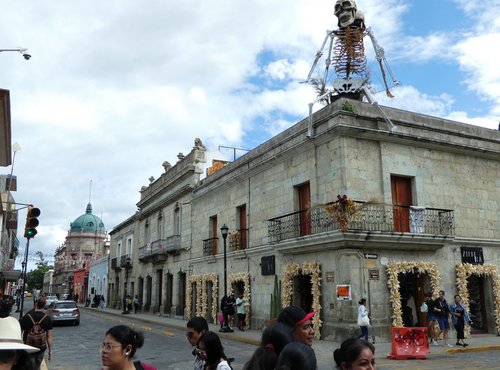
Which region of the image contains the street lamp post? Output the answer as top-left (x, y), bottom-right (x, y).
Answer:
top-left (15, 261), bottom-right (26, 314)
top-left (122, 256), bottom-right (132, 314)
top-left (219, 224), bottom-right (233, 332)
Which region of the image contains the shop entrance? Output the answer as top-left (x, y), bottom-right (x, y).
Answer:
top-left (467, 275), bottom-right (488, 333)
top-left (398, 271), bottom-right (429, 327)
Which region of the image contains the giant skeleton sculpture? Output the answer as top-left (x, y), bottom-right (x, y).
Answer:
top-left (304, 0), bottom-right (398, 131)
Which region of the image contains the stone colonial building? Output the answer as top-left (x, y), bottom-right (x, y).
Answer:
top-left (52, 203), bottom-right (107, 298)
top-left (108, 98), bottom-right (500, 340)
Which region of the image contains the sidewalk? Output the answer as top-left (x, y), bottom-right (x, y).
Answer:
top-left (79, 305), bottom-right (500, 365)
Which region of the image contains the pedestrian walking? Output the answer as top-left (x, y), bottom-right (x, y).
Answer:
top-left (357, 298), bottom-right (370, 342)
top-left (19, 298), bottom-right (53, 370)
top-left (220, 295), bottom-right (232, 331)
top-left (227, 293), bottom-right (236, 328)
top-left (197, 331), bottom-right (232, 370)
top-left (333, 337), bottom-right (376, 370)
top-left (99, 295), bottom-right (105, 309)
top-left (277, 306), bottom-right (315, 347)
top-left (133, 295), bottom-right (140, 314)
top-left (235, 293), bottom-right (246, 331)
top-left (276, 342), bottom-right (317, 370)
top-left (0, 316), bottom-right (39, 370)
top-left (450, 294), bottom-right (471, 347)
top-left (186, 317), bottom-right (209, 370)
top-left (423, 292), bottom-right (439, 345)
top-left (434, 290), bottom-right (453, 347)
top-left (126, 295), bottom-right (133, 313)
top-left (100, 325), bottom-right (157, 370)
top-left (85, 295), bottom-right (91, 307)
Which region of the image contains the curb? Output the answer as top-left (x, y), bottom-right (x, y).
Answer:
top-left (445, 345), bottom-right (500, 354)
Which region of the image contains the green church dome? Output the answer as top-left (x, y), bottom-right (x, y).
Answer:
top-left (70, 203), bottom-right (105, 233)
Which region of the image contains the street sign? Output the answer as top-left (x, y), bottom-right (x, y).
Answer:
top-left (364, 253), bottom-right (378, 259)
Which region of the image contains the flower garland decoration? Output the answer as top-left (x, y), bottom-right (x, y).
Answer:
top-left (228, 272), bottom-right (251, 328)
top-left (386, 261), bottom-right (441, 327)
top-left (456, 263), bottom-right (500, 336)
top-left (282, 262), bottom-right (322, 339)
top-left (185, 273), bottom-right (219, 323)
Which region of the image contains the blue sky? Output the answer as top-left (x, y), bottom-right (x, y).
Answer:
top-left (0, 0), bottom-right (498, 269)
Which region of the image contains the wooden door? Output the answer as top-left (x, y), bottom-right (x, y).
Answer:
top-left (298, 183), bottom-right (311, 236)
top-left (239, 205), bottom-right (247, 249)
top-left (391, 176), bottom-right (412, 232)
top-left (210, 216), bottom-right (218, 254)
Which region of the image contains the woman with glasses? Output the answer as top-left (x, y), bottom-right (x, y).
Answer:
top-left (197, 331), bottom-right (232, 370)
top-left (101, 325), bottom-right (157, 370)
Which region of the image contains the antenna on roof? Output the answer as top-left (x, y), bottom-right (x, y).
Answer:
top-left (89, 179), bottom-right (92, 204)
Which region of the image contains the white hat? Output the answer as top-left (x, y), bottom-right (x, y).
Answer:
top-left (0, 317), bottom-right (39, 353)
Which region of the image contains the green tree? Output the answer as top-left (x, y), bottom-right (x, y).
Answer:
top-left (25, 251), bottom-right (54, 290)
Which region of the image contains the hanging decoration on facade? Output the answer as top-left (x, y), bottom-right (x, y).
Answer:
top-left (228, 272), bottom-right (251, 328)
top-left (185, 273), bottom-right (219, 324)
top-left (282, 262), bottom-right (322, 339)
top-left (456, 263), bottom-right (500, 336)
top-left (323, 194), bottom-right (359, 232)
top-left (386, 261), bottom-right (441, 327)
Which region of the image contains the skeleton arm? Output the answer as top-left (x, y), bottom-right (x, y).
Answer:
top-left (366, 27), bottom-right (398, 96)
top-left (303, 29), bottom-right (337, 84)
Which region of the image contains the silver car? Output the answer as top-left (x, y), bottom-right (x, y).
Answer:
top-left (46, 300), bottom-right (80, 325)
top-left (44, 295), bottom-right (58, 308)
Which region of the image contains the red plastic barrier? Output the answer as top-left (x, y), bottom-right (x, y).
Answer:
top-left (387, 327), bottom-right (430, 360)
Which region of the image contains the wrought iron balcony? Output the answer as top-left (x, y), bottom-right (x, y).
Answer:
top-left (267, 202), bottom-right (454, 243)
top-left (228, 229), bottom-right (249, 251)
top-left (138, 236), bottom-right (182, 262)
top-left (111, 257), bottom-right (120, 271)
top-left (203, 237), bottom-right (218, 256)
top-left (120, 254), bottom-right (132, 268)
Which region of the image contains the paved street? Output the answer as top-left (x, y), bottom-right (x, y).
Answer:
top-left (12, 301), bottom-right (498, 369)
top-left (48, 309), bottom-right (255, 370)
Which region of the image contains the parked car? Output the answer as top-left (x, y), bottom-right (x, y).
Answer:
top-left (44, 295), bottom-right (58, 308)
top-left (46, 300), bottom-right (80, 325)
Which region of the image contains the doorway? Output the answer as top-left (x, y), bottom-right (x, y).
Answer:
top-left (178, 272), bottom-right (186, 316)
top-left (165, 273), bottom-right (173, 314)
top-left (398, 271), bottom-right (427, 327)
top-left (292, 274), bottom-right (313, 313)
top-left (467, 275), bottom-right (488, 333)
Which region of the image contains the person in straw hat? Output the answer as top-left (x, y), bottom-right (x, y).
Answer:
top-left (0, 316), bottom-right (39, 370)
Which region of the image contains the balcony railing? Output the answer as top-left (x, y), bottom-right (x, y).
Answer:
top-left (268, 202), bottom-right (454, 243)
top-left (203, 237), bottom-right (218, 256)
top-left (228, 229), bottom-right (249, 251)
top-left (120, 254), bottom-right (132, 268)
top-left (138, 235), bottom-right (182, 262)
top-left (111, 257), bottom-right (120, 271)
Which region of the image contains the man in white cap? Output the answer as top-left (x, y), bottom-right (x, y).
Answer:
top-left (0, 316), bottom-right (39, 369)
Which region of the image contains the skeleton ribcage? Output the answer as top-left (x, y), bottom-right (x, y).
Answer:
top-left (333, 28), bottom-right (367, 79)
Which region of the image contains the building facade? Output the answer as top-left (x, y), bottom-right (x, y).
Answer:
top-left (108, 99), bottom-right (500, 340)
top-left (52, 203), bottom-right (107, 298)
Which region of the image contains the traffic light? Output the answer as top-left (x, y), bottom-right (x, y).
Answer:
top-left (24, 206), bottom-right (40, 239)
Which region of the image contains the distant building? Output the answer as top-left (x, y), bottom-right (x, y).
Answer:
top-left (52, 203), bottom-right (107, 298)
top-left (42, 269), bottom-right (53, 295)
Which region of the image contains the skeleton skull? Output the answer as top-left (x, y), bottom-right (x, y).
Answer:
top-left (334, 0), bottom-right (358, 28)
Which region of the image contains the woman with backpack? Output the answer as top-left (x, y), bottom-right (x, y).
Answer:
top-left (100, 325), bottom-right (157, 370)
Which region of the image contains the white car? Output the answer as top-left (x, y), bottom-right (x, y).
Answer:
top-left (45, 295), bottom-right (58, 308)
